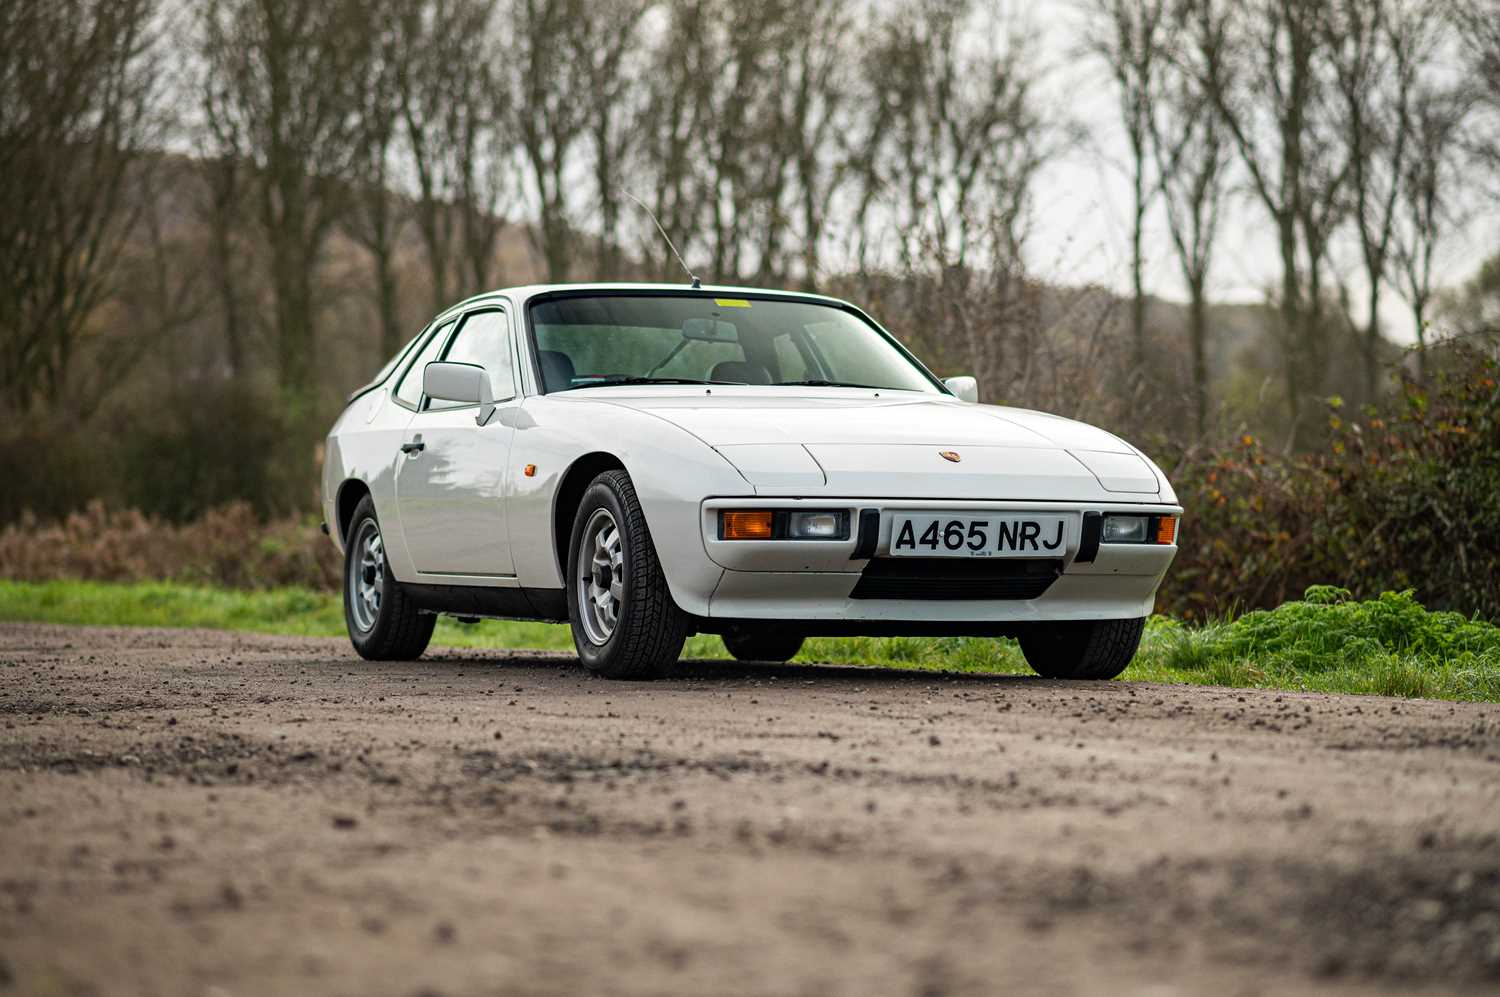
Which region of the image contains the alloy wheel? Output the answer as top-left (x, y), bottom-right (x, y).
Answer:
top-left (349, 520), bottom-right (384, 633)
top-left (576, 507), bottom-right (625, 644)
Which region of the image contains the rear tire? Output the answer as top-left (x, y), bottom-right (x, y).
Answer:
top-left (1018, 618), bottom-right (1145, 680)
top-left (343, 495), bottom-right (435, 661)
top-left (722, 628), bottom-right (804, 663)
top-left (565, 470), bottom-right (689, 679)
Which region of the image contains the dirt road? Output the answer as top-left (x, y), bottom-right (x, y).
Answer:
top-left (2, 623), bottom-right (1498, 996)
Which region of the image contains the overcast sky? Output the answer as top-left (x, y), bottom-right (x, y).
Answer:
top-left (1019, 0), bottom-right (1496, 342)
top-left (163, 0), bottom-right (1493, 341)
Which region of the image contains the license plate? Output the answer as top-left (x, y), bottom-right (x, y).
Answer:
top-left (888, 513), bottom-right (1072, 557)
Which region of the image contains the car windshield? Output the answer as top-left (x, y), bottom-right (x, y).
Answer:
top-left (530, 294), bottom-right (940, 394)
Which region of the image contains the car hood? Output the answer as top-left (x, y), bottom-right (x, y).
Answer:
top-left (589, 389), bottom-right (1123, 449)
top-left (584, 388), bottom-right (1164, 500)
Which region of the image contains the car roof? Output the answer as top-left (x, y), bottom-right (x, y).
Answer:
top-left (446, 281), bottom-right (854, 314)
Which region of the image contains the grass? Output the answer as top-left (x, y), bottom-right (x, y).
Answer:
top-left (1, 579), bottom-right (1496, 703)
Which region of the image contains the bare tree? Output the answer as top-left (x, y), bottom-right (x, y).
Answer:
top-left (1196, 0), bottom-right (1350, 448)
top-left (857, 1), bottom-right (1051, 271)
top-left (194, 150), bottom-right (256, 377)
top-left (451, 45), bottom-right (513, 293)
top-left (1391, 82), bottom-right (1469, 381)
top-left (854, 0), bottom-right (1060, 404)
top-left (0, 0), bottom-right (161, 410)
top-left (1325, 0), bottom-right (1438, 404)
top-left (1437, 252), bottom-right (1500, 349)
top-left (781, 0), bottom-right (855, 289)
top-left (398, 2), bottom-right (457, 309)
top-left (634, 0), bottom-right (786, 284)
top-left (1452, 0), bottom-right (1500, 200)
top-left (651, 0), bottom-right (805, 283)
top-left (509, 0), bottom-right (657, 282)
top-left (1087, 0), bottom-right (1168, 381)
top-left (1151, 0), bottom-right (1231, 435)
top-left (87, 158), bottom-right (209, 418)
top-left (345, 1), bottom-right (407, 358)
top-left (509, 0), bottom-right (590, 282)
top-left (397, 0), bottom-right (511, 310)
top-left (577, 0), bottom-right (654, 278)
top-left (199, 0), bottom-right (376, 433)
top-left (627, 0), bottom-right (854, 288)
top-left (634, 0), bottom-right (711, 280)
top-left (735, 8), bottom-right (801, 284)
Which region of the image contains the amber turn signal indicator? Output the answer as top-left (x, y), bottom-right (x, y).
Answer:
top-left (1154, 516), bottom-right (1178, 545)
top-left (721, 510), bottom-right (774, 540)
top-left (523, 464), bottom-right (537, 477)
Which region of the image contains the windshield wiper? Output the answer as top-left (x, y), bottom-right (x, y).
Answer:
top-left (775, 379), bottom-right (888, 390)
top-left (563, 376), bottom-right (739, 390)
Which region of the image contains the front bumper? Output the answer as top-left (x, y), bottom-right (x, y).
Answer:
top-left (696, 497), bottom-right (1180, 626)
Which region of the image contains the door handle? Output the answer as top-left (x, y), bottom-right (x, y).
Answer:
top-left (400, 439), bottom-right (425, 455)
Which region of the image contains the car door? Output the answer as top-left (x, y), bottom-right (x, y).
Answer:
top-left (394, 307), bottom-right (520, 577)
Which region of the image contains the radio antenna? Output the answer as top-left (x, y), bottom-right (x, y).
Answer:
top-left (622, 189), bottom-right (700, 289)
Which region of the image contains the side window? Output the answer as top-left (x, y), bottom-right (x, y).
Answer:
top-left (393, 319), bottom-right (454, 408)
top-left (430, 310), bottom-right (513, 410)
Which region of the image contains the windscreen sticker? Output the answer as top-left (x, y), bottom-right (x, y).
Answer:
top-left (713, 298), bottom-right (751, 308)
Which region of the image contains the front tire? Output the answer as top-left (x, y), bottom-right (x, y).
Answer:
top-left (565, 470), bottom-right (689, 679)
top-left (1018, 618), bottom-right (1145, 680)
top-left (722, 628), bottom-right (804, 663)
top-left (343, 495), bottom-right (435, 660)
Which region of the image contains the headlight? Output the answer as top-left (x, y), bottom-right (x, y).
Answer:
top-left (1101, 514), bottom-right (1177, 545)
top-left (1101, 515), bottom-right (1148, 543)
top-left (787, 511), bottom-right (846, 539)
top-left (719, 509), bottom-right (850, 541)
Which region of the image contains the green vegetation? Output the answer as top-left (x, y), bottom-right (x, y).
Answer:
top-left (1160, 348), bottom-right (1500, 621)
top-left (1149, 587), bottom-right (1500, 702)
top-left (0, 579), bottom-right (573, 653)
top-left (3, 580), bottom-right (1496, 703)
top-left (7, 352), bottom-right (1496, 628)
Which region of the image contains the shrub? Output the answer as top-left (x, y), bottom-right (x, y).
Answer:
top-left (2, 352), bottom-right (1495, 622)
top-left (1158, 346), bottom-right (1500, 620)
top-left (1155, 435), bottom-right (1335, 618)
top-left (0, 501), bottom-right (339, 590)
top-left (1327, 350), bottom-right (1500, 620)
top-left (117, 380), bottom-right (295, 522)
top-left (1145, 587), bottom-right (1500, 700)
top-left (1207, 587), bottom-right (1500, 665)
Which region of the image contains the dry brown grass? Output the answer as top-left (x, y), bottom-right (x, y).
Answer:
top-left (0, 502), bottom-right (339, 590)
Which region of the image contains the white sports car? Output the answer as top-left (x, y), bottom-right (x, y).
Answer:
top-left (321, 283), bottom-right (1180, 680)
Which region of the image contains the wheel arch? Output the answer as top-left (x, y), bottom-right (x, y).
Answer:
top-left (335, 478), bottom-right (372, 544)
top-left (551, 452), bottom-right (627, 582)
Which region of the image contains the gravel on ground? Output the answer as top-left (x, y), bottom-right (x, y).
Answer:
top-left (1, 623), bottom-right (1498, 996)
